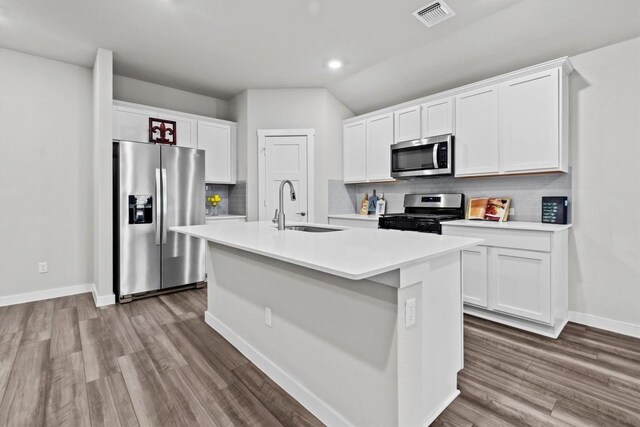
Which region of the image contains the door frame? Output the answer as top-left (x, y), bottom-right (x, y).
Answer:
top-left (257, 129), bottom-right (315, 223)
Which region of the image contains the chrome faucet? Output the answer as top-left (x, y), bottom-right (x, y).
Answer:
top-left (274, 180), bottom-right (296, 230)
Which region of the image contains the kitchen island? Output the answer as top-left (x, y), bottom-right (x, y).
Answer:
top-left (172, 221), bottom-right (482, 427)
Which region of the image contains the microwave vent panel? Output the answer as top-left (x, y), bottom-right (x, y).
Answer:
top-left (413, 1), bottom-right (455, 28)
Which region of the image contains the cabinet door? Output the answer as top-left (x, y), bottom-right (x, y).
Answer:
top-left (113, 105), bottom-right (158, 142)
top-left (159, 113), bottom-right (198, 149)
top-left (462, 246), bottom-right (488, 308)
top-left (343, 121), bottom-right (367, 182)
top-left (197, 121), bottom-right (232, 183)
top-left (500, 69), bottom-right (560, 173)
top-left (366, 113), bottom-right (394, 181)
top-left (394, 106), bottom-right (421, 143)
top-left (489, 248), bottom-right (551, 324)
top-left (421, 98), bottom-right (454, 138)
top-left (454, 86), bottom-right (500, 176)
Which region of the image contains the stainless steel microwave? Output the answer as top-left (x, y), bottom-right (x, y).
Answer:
top-left (390, 134), bottom-right (453, 179)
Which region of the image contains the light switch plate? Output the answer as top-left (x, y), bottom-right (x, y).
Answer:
top-left (265, 307), bottom-right (272, 328)
top-left (405, 298), bottom-right (416, 327)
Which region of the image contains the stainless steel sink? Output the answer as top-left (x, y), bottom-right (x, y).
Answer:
top-left (285, 225), bottom-right (343, 233)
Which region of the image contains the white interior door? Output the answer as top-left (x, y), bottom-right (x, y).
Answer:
top-left (263, 134), bottom-right (309, 224)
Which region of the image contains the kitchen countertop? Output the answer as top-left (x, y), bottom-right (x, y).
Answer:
top-left (327, 213), bottom-right (380, 221)
top-left (172, 221), bottom-right (482, 280)
top-left (205, 214), bottom-right (247, 220)
top-left (442, 219), bottom-right (573, 232)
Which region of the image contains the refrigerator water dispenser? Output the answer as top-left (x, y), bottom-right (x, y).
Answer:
top-left (128, 195), bottom-right (153, 224)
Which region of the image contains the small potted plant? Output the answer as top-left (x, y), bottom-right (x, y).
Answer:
top-left (207, 194), bottom-right (222, 216)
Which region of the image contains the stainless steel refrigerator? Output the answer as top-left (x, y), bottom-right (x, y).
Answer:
top-left (113, 140), bottom-right (206, 303)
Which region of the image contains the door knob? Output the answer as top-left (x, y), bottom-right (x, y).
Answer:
top-left (296, 212), bottom-right (306, 216)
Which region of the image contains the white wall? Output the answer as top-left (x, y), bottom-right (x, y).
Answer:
top-left (0, 48), bottom-right (93, 298)
top-left (241, 89), bottom-right (353, 222)
top-left (113, 75), bottom-right (229, 120)
top-left (93, 49), bottom-right (115, 305)
top-left (569, 37), bottom-right (640, 327)
top-left (228, 90), bottom-right (248, 181)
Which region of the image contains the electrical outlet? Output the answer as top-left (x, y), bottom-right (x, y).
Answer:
top-left (509, 208), bottom-right (515, 216)
top-left (405, 298), bottom-right (416, 327)
top-left (38, 262), bottom-right (48, 274)
top-left (265, 307), bottom-right (272, 328)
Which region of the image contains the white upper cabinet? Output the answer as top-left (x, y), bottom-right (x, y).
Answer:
top-left (455, 85), bottom-right (500, 176)
top-left (499, 69), bottom-right (561, 173)
top-left (343, 121), bottom-right (367, 183)
top-left (366, 113), bottom-right (394, 181)
top-left (343, 114), bottom-right (394, 183)
top-left (158, 113), bottom-right (198, 149)
top-left (421, 97), bottom-right (454, 138)
top-left (394, 106), bottom-right (421, 143)
top-left (197, 120), bottom-right (236, 184)
top-left (113, 104), bottom-right (158, 142)
top-left (113, 101), bottom-right (237, 184)
top-left (342, 58), bottom-right (572, 181)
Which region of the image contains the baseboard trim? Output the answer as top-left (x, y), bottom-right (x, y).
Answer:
top-left (569, 311), bottom-right (640, 339)
top-left (91, 284), bottom-right (115, 307)
top-left (205, 311), bottom-right (352, 427)
top-left (0, 283), bottom-right (94, 307)
top-left (423, 390), bottom-right (460, 427)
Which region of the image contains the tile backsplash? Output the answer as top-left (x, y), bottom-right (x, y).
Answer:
top-left (205, 182), bottom-right (247, 216)
top-left (330, 171), bottom-right (572, 223)
top-left (228, 181), bottom-right (247, 215)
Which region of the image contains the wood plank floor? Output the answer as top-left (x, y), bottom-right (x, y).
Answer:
top-left (0, 289), bottom-right (638, 426)
top-left (434, 315), bottom-right (640, 427)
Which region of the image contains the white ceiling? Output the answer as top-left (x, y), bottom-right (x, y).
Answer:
top-left (1, 0), bottom-right (639, 115)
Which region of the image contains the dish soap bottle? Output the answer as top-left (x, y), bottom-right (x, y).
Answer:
top-left (359, 193), bottom-right (369, 215)
top-left (368, 189), bottom-right (378, 215)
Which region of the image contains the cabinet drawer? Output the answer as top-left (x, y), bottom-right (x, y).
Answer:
top-left (442, 226), bottom-right (551, 252)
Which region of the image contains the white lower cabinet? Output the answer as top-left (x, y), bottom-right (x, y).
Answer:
top-left (461, 246), bottom-right (488, 308)
top-left (489, 248), bottom-right (551, 323)
top-left (442, 222), bottom-right (569, 338)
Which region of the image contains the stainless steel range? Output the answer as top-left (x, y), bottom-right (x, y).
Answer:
top-left (378, 193), bottom-right (465, 234)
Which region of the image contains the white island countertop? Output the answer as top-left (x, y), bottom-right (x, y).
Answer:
top-left (172, 221), bottom-right (482, 281)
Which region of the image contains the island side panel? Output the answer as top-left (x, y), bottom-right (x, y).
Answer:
top-left (396, 251), bottom-right (462, 427)
top-left (205, 242), bottom-right (399, 427)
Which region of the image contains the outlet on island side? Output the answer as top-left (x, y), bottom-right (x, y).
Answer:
top-left (265, 307), bottom-right (272, 328)
top-left (405, 298), bottom-right (416, 327)
top-left (38, 262), bottom-right (48, 274)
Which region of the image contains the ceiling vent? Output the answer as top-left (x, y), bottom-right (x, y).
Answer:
top-left (413, 1), bottom-right (455, 28)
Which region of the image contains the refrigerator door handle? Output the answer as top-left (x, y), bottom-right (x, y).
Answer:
top-left (161, 168), bottom-right (168, 244)
top-left (155, 168), bottom-right (162, 245)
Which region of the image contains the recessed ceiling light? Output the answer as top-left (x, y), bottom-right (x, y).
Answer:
top-left (327, 59), bottom-right (343, 70)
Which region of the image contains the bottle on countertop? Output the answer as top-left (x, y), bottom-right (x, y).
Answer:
top-left (368, 189), bottom-right (378, 215)
top-left (359, 193), bottom-right (369, 215)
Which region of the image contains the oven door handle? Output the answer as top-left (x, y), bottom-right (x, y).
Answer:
top-left (432, 143), bottom-right (439, 169)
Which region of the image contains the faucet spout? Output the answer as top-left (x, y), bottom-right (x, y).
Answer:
top-left (277, 180), bottom-right (296, 230)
